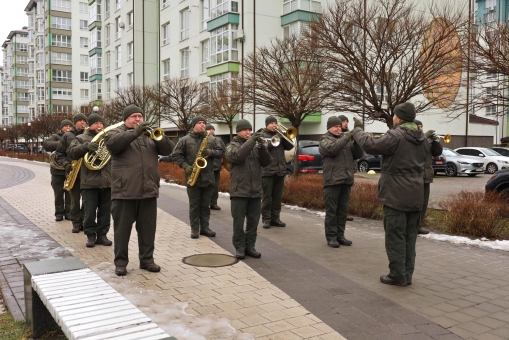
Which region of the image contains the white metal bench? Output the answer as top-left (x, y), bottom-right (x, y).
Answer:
top-left (24, 257), bottom-right (175, 340)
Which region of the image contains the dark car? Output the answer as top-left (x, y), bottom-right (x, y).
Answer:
top-left (158, 154), bottom-right (174, 163)
top-left (357, 153), bottom-right (447, 174)
top-left (490, 147), bottom-right (509, 157)
top-left (292, 140), bottom-right (323, 174)
top-left (432, 154), bottom-right (447, 174)
top-left (5, 144), bottom-right (29, 153)
top-left (485, 169), bottom-right (509, 195)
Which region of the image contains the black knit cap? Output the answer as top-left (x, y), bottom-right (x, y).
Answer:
top-left (191, 115), bottom-right (206, 127)
top-left (327, 116), bottom-right (342, 129)
top-left (265, 115), bottom-right (277, 127)
top-left (394, 102), bottom-right (416, 122)
top-left (87, 113), bottom-right (104, 126)
top-left (60, 119), bottom-right (73, 129)
top-left (236, 119), bottom-right (252, 132)
top-left (123, 105), bottom-right (144, 121)
top-left (414, 119), bottom-right (423, 126)
top-left (338, 115), bottom-right (349, 122)
top-left (73, 113), bottom-right (87, 124)
top-left (206, 124), bottom-right (215, 130)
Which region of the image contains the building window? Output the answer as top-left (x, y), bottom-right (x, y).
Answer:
top-left (163, 59), bottom-right (170, 79)
top-left (210, 25), bottom-right (238, 66)
top-left (180, 9), bottom-right (190, 41)
top-left (163, 23), bottom-right (170, 45)
top-left (51, 34), bottom-right (72, 48)
top-left (162, 0), bottom-right (170, 9)
top-left (116, 46), bottom-right (121, 68)
top-left (52, 70), bottom-right (72, 83)
top-left (105, 0), bottom-right (110, 18)
top-left (210, 72), bottom-right (229, 92)
top-left (90, 55), bottom-right (102, 75)
top-left (80, 20), bottom-right (88, 30)
top-left (80, 2), bottom-right (88, 14)
top-left (17, 56), bottom-right (28, 64)
top-left (106, 78), bottom-right (111, 99)
top-left (202, 0), bottom-right (210, 31)
top-left (116, 74), bottom-right (122, 89)
top-left (51, 0), bottom-right (71, 12)
top-left (128, 72), bottom-right (134, 86)
top-left (484, 12), bottom-right (496, 23)
top-left (116, 17), bottom-right (122, 39)
top-left (105, 24), bottom-right (111, 46)
top-left (52, 88), bottom-right (72, 100)
top-left (17, 43), bottom-right (28, 52)
top-left (106, 52), bottom-right (111, 73)
top-left (127, 42), bottom-right (133, 60)
top-left (486, 105), bottom-right (497, 115)
top-left (80, 54), bottom-right (89, 66)
top-left (211, 0), bottom-right (238, 19)
top-left (52, 16), bottom-right (72, 30)
top-left (90, 28), bottom-right (101, 49)
top-left (80, 72), bottom-right (89, 82)
top-left (80, 37), bottom-right (89, 48)
top-left (18, 105), bottom-right (29, 114)
top-left (201, 39), bottom-right (210, 73)
top-left (116, 0), bottom-right (121, 10)
top-left (282, 0), bottom-right (320, 15)
top-left (37, 70), bottom-right (45, 84)
top-left (127, 11), bottom-right (133, 30)
top-left (486, 0), bottom-right (496, 8)
top-left (50, 52), bottom-right (73, 65)
top-left (181, 48), bottom-right (189, 78)
top-left (80, 89), bottom-right (89, 100)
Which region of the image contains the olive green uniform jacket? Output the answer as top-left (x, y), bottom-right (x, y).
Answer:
top-left (424, 138), bottom-right (443, 184)
top-left (225, 136), bottom-right (272, 198)
top-left (67, 130), bottom-right (112, 189)
top-left (55, 127), bottom-right (84, 170)
top-left (43, 131), bottom-right (65, 176)
top-left (173, 131), bottom-right (224, 187)
top-left (104, 124), bottom-right (174, 200)
top-left (258, 128), bottom-right (294, 177)
top-left (209, 135), bottom-right (225, 171)
top-left (319, 132), bottom-right (364, 188)
top-left (352, 122), bottom-right (427, 211)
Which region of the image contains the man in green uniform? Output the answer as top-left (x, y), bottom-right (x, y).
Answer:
top-left (319, 116), bottom-right (363, 248)
top-left (352, 103), bottom-right (427, 286)
top-left (104, 105), bottom-right (174, 276)
top-left (68, 113), bottom-right (112, 248)
top-left (173, 116), bottom-right (223, 239)
top-left (206, 124), bottom-right (225, 210)
top-left (43, 119), bottom-right (73, 221)
top-left (259, 116), bottom-right (294, 229)
top-left (414, 119), bottom-right (443, 235)
top-left (56, 113), bottom-right (87, 233)
top-left (339, 115), bottom-right (356, 223)
top-left (226, 119), bottom-right (271, 259)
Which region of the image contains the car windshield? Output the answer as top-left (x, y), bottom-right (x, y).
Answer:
top-left (300, 145), bottom-right (319, 155)
top-left (443, 149), bottom-right (459, 157)
top-left (483, 149), bottom-right (501, 156)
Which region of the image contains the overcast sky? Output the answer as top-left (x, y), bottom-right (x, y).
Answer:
top-left (0, 3), bottom-right (29, 45)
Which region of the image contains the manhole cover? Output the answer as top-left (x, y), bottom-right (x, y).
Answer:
top-left (182, 253), bottom-right (239, 267)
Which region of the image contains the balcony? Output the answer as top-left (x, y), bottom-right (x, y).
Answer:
top-left (283, 0), bottom-right (321, 15)
top-left (211, 1), bottom-right (238, 20)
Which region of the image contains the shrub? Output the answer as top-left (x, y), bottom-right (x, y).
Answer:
top-left (158, 162), bottom-right (185, 185)
top-left (0, 151), bottom-right (50, 163)
top-left (282, 175), bottom-right (325, 210)
top-left (348, 180), bottom-right (383, 219)
top-left (439, 190), bottom-right (509, 239)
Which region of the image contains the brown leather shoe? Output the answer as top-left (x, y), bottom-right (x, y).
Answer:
top-left (115, 266), bottom-right (127, 276)
top-left (140, 262), bottom-right (161, 272)
top-left (380, 275), bottom-right (407, 286)
top-left (191, 230), bottom-right (199, 238)
top-left (200, 228), bottom-right (216, 237)
top-left (96, 234), bottom-right (112, 246)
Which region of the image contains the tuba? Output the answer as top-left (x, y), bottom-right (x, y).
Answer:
top-left (49, 152), bottom-right (65, 170)
top-left (187, 131), bottom-right (210, 186)
top-left (84, 122), bottom-right (124, 170)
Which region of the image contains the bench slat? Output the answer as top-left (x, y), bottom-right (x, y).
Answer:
top-left (105, 327), bottom-right (169, 340)
top-left (69, 316), bottom-right (152, 339)
top-left (77, 323), bottom-right (159, 340)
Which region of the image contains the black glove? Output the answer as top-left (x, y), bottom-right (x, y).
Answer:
top-left (201, 149), bottom-right (211, 158)
top-left (65, 163), bottom-right (73, 174)
top-left (86, 142), bottom-right (99, 151)
top-left (135, 122), bottom-right (151, 136)
top-left (343, 131), bottom-right (353, 140)
top-left (185, 166), bottom-right (193, 177)
top-left (353, 117), bottom-right (363, 130)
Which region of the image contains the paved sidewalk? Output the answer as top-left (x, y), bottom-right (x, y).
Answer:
top-left (0, 158), bottom-right (343, 340)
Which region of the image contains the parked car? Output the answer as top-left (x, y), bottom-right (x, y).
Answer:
top-left (485, 169), bottom-right (509, 195)
top-left (4, 144), bottom-right (29, 153)
top-left (490, 147), bottom-right (509, 157)
top-left (357, 153), bottom-right (447, 174)
top-left (454, 147), bottom-right (509, 174)
top-left (432, 154), bottom-right (447, 174)
top-left (158, 153), bottom-right (174, 163)
top-left (292, 140), bottom-right (323, 174)
top-left (435, 148), bottom-right (485, 177)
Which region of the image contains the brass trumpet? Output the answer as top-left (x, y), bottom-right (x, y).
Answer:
top-left (437, 134), bottom-right (451, 143)
top-left (144, 126), bottom-right (165, 140)
top-left (274, 123), bottom-right (297, 147)
top-left (257, 135), bottom-right (281, 147)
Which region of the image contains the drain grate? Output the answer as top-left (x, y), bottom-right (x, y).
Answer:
top-left (182, 253), bottom-right (239, 267)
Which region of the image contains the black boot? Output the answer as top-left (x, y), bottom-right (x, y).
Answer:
top-left (210, 204), bottom-right (221, 210)
top-left (339, 238), bottom-right (353, 246)
top-left (86, 235), bottom-right (96, 248)
top-left (245, 248), bottom-right (261, 258)
top-left (418, 227), bottom-right (429, 235)
top-left (72, 224), bottom-right (80, 233)
top-left (200, 228), bottom-right (216, 237)
top-left (96, 234), bottom-right (112, 246)
top-left (262, 220), bottom-right (271, 229)
top-left (236, 250), bottom-right (245, 259)
top-left (55, 215), bottom-right (63, 221)
top-left (191, 230), bottom-right (199, 239)
top-left (271, 219), bottom-right (286, 227)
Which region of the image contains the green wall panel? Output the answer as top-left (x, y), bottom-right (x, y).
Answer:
top-left (281, 11), bottom-right (321, 26)
top-left (206, 62), bottom-right (240, 77)
top-left (207, 13), bottom-right (239, 31)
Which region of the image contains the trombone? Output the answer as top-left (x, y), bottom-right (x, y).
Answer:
top-left (274, 123), bottom-right (297, 147)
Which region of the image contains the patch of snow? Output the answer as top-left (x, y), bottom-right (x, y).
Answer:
top-left (283, 204), bottom-right (326, 217)
top-left (421, 233), bottom-right (509, 252)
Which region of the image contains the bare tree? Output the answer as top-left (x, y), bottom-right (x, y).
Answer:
top-left (308, 0), bottom-right (468, 128)
top-left (31, 112), bottom-right (70, 139)
top-left (107, 85), bottom-right (161, 126)
top-left (204, 78), bottom-right (246, 141)
top-left (468, 21), bottom-right (509, 120)
top-left (157, 77), bottom-right (208, 134)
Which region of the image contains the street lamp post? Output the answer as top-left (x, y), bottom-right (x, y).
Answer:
top-left (27, 122), bottom-right (32, 154)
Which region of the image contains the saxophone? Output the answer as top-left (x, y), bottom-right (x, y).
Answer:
top-left (63, 127), bottom-right (88, 191)
top-left (187, 131), bottom-right (210, 187)
top-left (84, 122), bottom-right (124, 170)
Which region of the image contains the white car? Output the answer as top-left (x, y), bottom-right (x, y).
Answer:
top-left (454, 147), bottom-right (509, 174)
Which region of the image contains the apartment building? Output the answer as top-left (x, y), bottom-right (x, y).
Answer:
top-left (1, 29), bottom-right (30, 125)
top-left (0, 66), bottom-right (6, 125)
